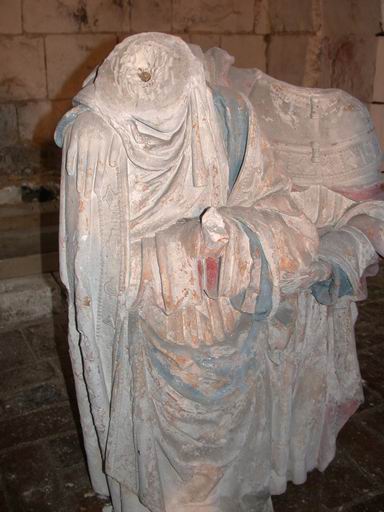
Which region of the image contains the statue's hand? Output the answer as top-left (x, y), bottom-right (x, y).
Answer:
top-left (201, 208), bottom-right (229, 257)
top-left (200, 209), bottom-right (229, 298)
top-left (64, 111), bottom-right (121, 197)
top-left (281, 259), bottom-right (332, 294)
top-left (200, 208), bottom-right (253, 300)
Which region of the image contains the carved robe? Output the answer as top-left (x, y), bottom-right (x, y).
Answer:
top-left (56, 34), bottom-right (384, 512)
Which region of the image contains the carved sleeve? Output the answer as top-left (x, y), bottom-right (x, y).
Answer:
top-left (314, 200), bottom-right (384, 301)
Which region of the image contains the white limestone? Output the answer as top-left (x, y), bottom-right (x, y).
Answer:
top-left (56, 33), bottom-right (384, 512)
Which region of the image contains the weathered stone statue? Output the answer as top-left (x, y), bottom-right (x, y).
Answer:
top-left (55, 33), bottom-right (384, 512)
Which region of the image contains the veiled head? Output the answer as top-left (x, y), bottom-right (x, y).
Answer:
top-left (79, 33), bottom-right (204, 122)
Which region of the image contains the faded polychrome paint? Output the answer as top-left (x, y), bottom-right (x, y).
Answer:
top-left (56, 33), bottom-right (384, 512)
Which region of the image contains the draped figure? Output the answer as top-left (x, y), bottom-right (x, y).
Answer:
top-left (55, 33), bottom-right (384, 512)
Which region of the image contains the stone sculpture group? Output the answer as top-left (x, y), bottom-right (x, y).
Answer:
top-left (56, 33), bottom-right (384, 512)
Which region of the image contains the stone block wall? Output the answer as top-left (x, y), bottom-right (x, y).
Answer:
top-left (370, 1), bottom-right (384, 160)
top-left (0, 0), bottom-right (382, 190)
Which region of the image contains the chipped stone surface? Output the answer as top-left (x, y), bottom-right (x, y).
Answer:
top-left (131, 0), bottom-right (171, 33)
top-left (0, 36), bottom-right (46, 101)
top-left (221, 34), bottom-right (267, 69)
top-left (17, 100), bottom-right (72, 144)
top-left (46, 34), bottom-right (117, 99)
top-left (0, 0), bottom-right (22, 34)
top-left (173, 0), bottom-right (255, 33)
top-left (269, 0), bottom-right (321, 33)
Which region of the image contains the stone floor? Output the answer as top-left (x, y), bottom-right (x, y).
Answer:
top-left (0, 263), bottom-right (384, 512)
